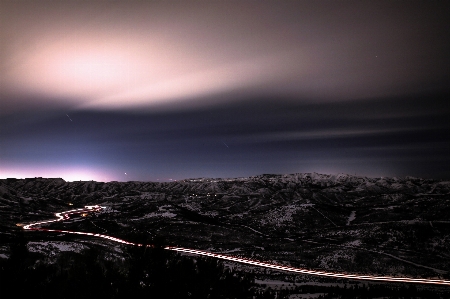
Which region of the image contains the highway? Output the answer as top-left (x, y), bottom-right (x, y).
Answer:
top-left (23, 205), bottom-right (450, 286)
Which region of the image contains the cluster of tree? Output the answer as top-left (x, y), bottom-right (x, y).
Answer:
top-left (0, 231), bottom-right (277, 299)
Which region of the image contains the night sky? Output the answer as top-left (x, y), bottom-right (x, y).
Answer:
top-left (1, 1), bottom-right (449, 182)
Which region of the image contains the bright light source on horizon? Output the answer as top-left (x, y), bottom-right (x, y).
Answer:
top-left (0, 166), bottom-right (114, 182)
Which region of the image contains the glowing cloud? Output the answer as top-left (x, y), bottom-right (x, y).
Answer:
top-left (6, 35), bottom-right (152, 103)
top-left (4, 1), bottom-right (447, 113)
top-left (5, 31), bottom-right (293, 111)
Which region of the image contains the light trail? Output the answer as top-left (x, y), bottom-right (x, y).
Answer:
top-left (166, 247), bottom-right (450, 285)
top-left (23, 206), bottom-right (137, 246)
top-left (22, 206), bottom-right (450, 286)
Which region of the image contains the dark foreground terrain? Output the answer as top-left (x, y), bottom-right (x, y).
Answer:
top-left (1, 173), bottom-right (450, 298)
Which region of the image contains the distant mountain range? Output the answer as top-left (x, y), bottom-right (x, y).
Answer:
top-left (1, 173), bottom-right (450, 294)
top-left (2, 172), bottom-right (448, 198)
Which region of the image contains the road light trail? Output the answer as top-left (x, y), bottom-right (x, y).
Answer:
top-left (166, 247), bottom-right (450, 285)
top-left (23, 206), bottom-right (450, 286)
top-left (23, 206), bottom-right (137, 245)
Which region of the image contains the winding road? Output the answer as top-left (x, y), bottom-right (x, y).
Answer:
top-left (23, 205), bottom-right (450, 286)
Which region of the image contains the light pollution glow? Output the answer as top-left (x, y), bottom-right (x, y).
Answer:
top-left (0, 166), bottom-right (114, 182)
top-left (4, 1), bottom-right (448, 114)
top-left (4, 18), bottom-right (299, 111)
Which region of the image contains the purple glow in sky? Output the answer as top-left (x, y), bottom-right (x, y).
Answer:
top-left (1, 1), bottom-right (449, 181)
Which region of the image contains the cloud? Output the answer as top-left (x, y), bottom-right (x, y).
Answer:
top-left (79, 52), bottom-right (296, 110)
top-left (1, 1), bottom-right (449, 113)
top-left (235, 127), bottom-right (420, 144)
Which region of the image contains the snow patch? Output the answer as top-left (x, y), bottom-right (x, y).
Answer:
top-left (139, 211), bottom-right (177, 219)
top-left (28, 241), bottom-right (86, 253)
top-left (346, 210), bottom-right (356, 225)
top-left (346, 240), bottom-right (362, 247)
top-left (260, 204), bottom-right (302, 227)
top-left (289, 294), bottom-right (326, 299)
